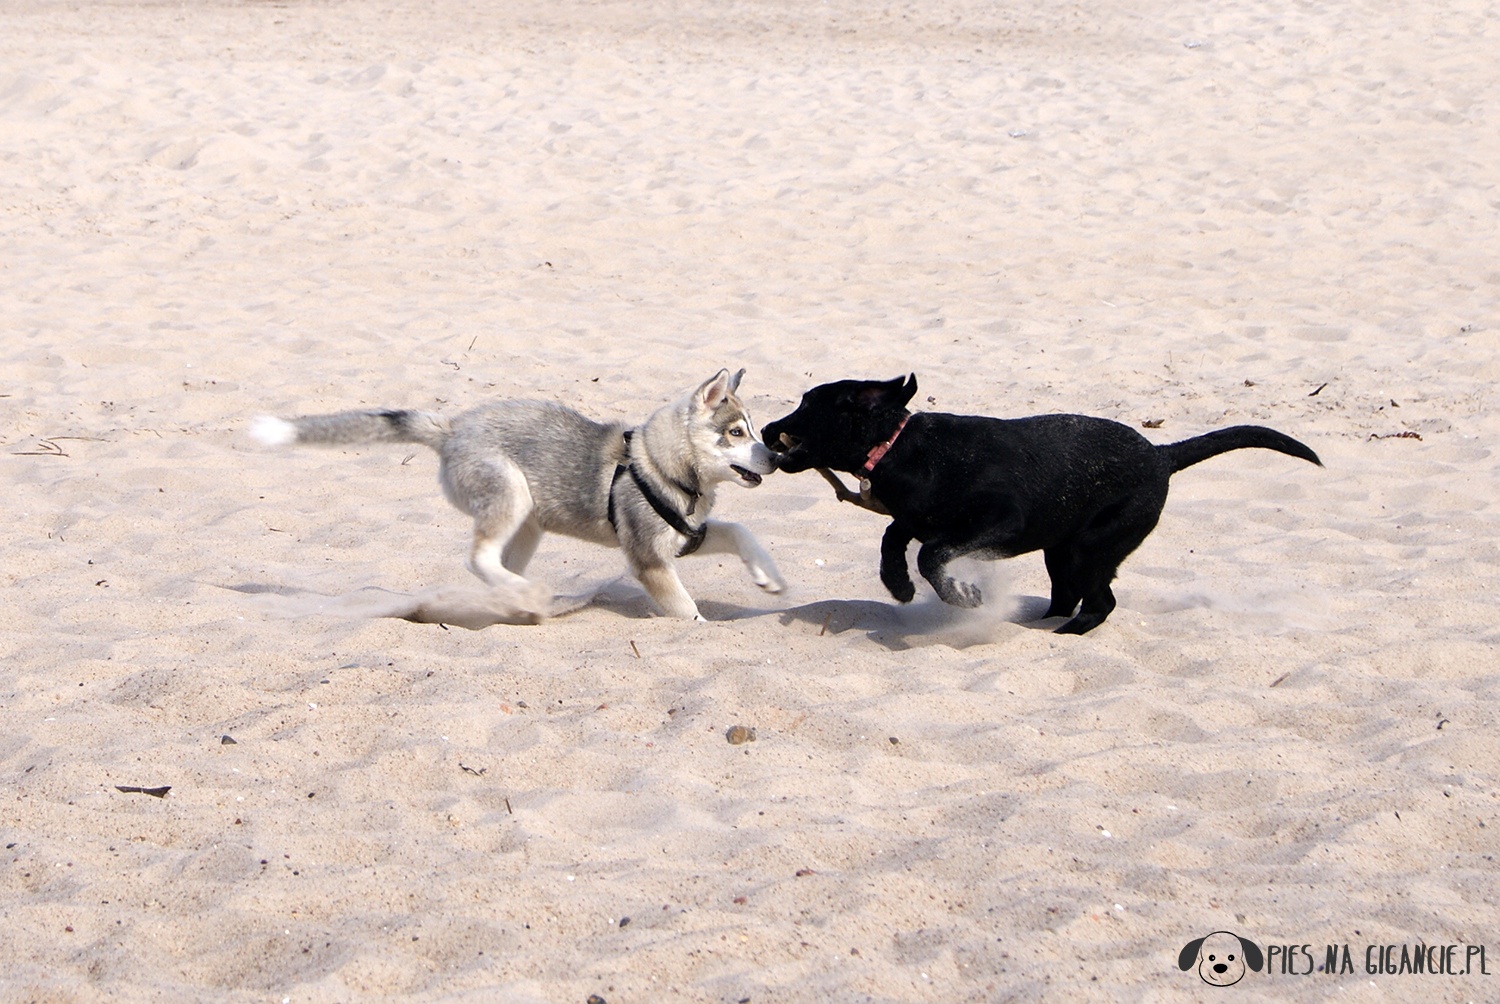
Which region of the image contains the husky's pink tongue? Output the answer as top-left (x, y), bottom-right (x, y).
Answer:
top-left (732, 465), bottom-right (763, 486)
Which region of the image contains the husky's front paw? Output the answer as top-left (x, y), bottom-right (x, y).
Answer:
top-left (753, 567), bottom-right (786, 594)
top-left (745, 556), bottom-right (786, 594)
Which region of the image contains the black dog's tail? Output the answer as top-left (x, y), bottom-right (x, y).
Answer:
top-left (1159, 425), bottom-right (1322, 474)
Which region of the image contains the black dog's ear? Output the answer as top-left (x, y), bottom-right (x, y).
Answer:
top-left (1178, 937), bottom-right (1205, 971)
top-left (851, 375), bottom-right (918, 411)
top-left (896, 373), bottom-right (918, 408)
top-left (1237, 935), bottom-right (1264, 972)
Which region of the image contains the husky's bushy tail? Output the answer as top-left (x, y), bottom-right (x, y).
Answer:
top-left (250, 409), bottom-right (451, 450)
top-left (1158, 425), bottom-right (1322, 474)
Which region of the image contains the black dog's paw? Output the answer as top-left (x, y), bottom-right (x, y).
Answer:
top-left (880, 524), bottom-right (917, 604)
top-left (933, 577), bottom-right (983, 609)
top-left (1055, 613), bottom-right (1102, 635)
top-left (885, 577), bottom-right (916, 604)
top-left (881, 554), bottom-right (916, 602)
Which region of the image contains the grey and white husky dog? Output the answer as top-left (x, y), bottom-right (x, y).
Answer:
top-left (251, 369), bottom-right (785, 620)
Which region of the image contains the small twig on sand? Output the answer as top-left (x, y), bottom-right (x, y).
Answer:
top-left (116, 785), bottom-right (171, 798)
top-left (11, 439), bottom-right (69, 457)
top-left (819, 612), bottom-right (832, 637)
top-left (629, 640), bottom-right (641, 659)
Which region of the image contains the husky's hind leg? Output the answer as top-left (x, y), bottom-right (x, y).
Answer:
top-left (695, 520), bottom-right (786, 593)
top-left (502, 518), bottom-right (544, 575)
top-left (461, 460), bottom-right (536, 590)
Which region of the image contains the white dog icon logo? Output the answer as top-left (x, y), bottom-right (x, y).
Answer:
top-left (1178, 930), bottom-right (1264, 986)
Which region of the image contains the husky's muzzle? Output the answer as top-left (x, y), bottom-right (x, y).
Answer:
top-left (729, 442), bottom-right (777, 486)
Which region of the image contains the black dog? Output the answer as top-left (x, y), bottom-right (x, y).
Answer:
top-left (762, 376), bottom-right (1321, 635)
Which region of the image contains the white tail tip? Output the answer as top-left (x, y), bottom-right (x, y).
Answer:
top-left (249, 415), bottom-right (298, 446)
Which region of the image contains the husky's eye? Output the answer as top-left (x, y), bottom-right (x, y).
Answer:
top-left (729, 427), bottom-right (745, 437)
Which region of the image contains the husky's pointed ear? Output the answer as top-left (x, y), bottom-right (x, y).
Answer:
top-left (853, 374), bottom-right (918, 411)
top-left (728, 368), bottom-right (746, 394)
top-left (698, 369), bottom-right (733, 410)
top-left (1177, 937), bottom-right (1205, 971)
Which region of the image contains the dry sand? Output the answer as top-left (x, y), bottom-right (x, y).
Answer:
top-left (3, 0), bottom-right (1498, 1001)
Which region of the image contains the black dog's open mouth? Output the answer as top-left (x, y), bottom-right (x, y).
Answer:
top-left (731, 465), bottom-right (763, 486)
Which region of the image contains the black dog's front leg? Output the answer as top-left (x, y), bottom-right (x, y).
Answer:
top-left (917, 541), bottom-right (983, 608)
top-left (880, 522), bottom-right (916, 603)
top-left (914, 504), bottom-right (1025, 609)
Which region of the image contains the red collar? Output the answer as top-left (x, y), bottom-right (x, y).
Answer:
top-left (862, 414), bottom-right (909, 473)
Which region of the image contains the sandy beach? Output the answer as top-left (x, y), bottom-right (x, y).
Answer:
top-left (2, 0), bottom-right (1498, 1000)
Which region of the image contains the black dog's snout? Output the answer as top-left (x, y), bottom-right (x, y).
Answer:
top-left (762, 430), bottom-right (799, 454)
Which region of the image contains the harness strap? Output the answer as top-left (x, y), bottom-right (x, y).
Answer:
top-left (606, 430), bottom-right (707, 557)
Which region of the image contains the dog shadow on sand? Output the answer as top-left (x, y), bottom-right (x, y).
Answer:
top-left (754, 594), bottom-right (1062, 651)
top-left (572, 569), bottom-right (1064, 650)
top-left (226, 575), bottom-right (1064, 647)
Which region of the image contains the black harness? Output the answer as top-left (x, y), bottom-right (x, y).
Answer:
top-left (606, 430), bottom-right (707, 557)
